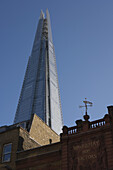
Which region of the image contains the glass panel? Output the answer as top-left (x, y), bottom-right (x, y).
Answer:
top-left (3, 153), bottom-right (11, 162)
top-left (3, 144), bottom-right (12, 154)
top-left (14, 18), bottom-right (44, 124)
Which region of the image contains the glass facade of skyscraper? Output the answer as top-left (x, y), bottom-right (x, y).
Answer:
top-left (14, 10), bottom-right (63, 134)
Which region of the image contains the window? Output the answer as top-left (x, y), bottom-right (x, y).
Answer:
top-left (2, 143), bottom-right (12, 162)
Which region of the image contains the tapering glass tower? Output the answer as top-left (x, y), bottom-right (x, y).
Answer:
top-left (14, 10), bottom-right (63, 134)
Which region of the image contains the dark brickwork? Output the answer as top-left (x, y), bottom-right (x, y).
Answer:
top-left (16, 143), bottom-right (61, 170)
top-left (60, 106), bottom-right (113, 170)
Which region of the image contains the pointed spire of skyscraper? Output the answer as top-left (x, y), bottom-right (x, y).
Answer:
top-left (46, 9), bottom-right (53, 43)
top-left (40, 10), bottom-right (45, 19)
top-left (14, 10), bottom-right (63, 134)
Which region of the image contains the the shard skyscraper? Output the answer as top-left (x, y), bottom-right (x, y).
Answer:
top-left (14, 10), bottom-right (63, 134)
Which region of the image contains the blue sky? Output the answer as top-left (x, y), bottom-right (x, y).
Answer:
top-left (0, 0), bottom-right (113, 127)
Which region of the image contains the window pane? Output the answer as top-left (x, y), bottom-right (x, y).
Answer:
top-left (3, 153), bottom-right (11, 162)
top-left (4, 144), bottom-right (12, 154)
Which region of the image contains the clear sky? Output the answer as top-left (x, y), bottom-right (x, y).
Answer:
top-left (0, 0), bottom-right (113, 127)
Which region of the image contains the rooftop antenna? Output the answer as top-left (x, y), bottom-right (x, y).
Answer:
top-left (79, 98), bottom-right (93, 120)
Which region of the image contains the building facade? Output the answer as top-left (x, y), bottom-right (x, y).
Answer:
top-left (14, 10), bottom-right (63, 134)
top-left (16, 106), bottom-right (113, 170)
top-left (1, 106), bottom-right (113, 170)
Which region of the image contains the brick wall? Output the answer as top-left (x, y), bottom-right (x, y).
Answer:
top-left (16, 113), bottom-right (113, 170)
top-left (19, 128), bottom-right (39, 151)
top-left (0, 126), bottom-right (40, 170)
top-left (0, 127), bottom-right (19, 170)
top-left (29, 114), bottom-right (60, 145)
top-left (16, 142), bottom-right (61, 170)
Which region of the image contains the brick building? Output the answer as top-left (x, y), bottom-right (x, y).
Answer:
top-left (0, 106), bottom-right (113, 170)
top-left (0, 114), bottom-right (59, 170)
